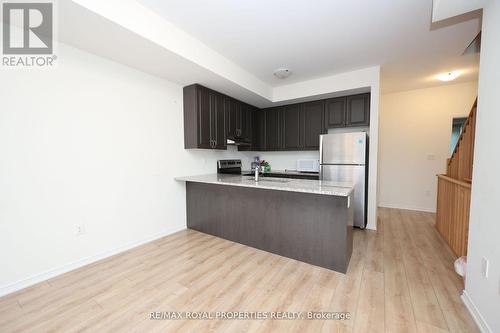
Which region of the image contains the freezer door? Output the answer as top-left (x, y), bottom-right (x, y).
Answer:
top-left (320, 132), bottom-right (367, 165)
top-left (320, 165), bottom-right (366, 228)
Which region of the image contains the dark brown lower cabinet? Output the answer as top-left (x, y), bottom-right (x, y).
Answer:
top-left (186, 182), bottom-right (353, 273)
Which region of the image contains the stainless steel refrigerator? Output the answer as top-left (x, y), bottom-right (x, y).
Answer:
top-left (320, 132), bottom-right (368, 228)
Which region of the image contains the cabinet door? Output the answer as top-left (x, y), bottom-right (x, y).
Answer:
top-left (225, 97), bottom-right (241, 138)
top-left (197, 85), bottom-right (212, 149)
top-left (303, 100), bottom-right (325, 149)
top-left (238, 108), bottom-right (262, 151)
top-left (264, 107), bottom-right (282, 151)
top-left (253, 109), bottom-right (265, 151)
top-left (240, 104), bottom-right (253, 140)
top-left (282, 104), bottom-right (302, 149)
top-left (210, 91), bottom-right (226, 149)
top-left (325, 97), bottom-right (346, 128)
top-left (346, 94), bottom-right (370, 127)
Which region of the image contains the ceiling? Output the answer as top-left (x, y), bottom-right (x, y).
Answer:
top-left (138, 0), bottom-right (481, 93)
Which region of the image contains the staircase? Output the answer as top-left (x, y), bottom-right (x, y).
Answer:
top-left (435, 99), bottom-right (477, 257)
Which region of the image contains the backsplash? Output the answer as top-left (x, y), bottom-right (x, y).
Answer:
top-left (186, 145), bottom-right (320, 172)
top-left (241, 150), bottom-right (320, 171)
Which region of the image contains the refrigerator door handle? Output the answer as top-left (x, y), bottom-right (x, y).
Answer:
top-left (319, 135), bottom-right (324, 164)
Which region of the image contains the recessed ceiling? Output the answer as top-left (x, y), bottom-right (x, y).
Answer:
top-left (138, 0), bottom-right (481, 93)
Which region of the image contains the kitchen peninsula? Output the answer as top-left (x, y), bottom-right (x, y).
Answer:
top-left (175, 173), bottom-right (354, 273)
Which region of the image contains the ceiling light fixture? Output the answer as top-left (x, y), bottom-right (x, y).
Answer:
top-left (273, 68), bottom-right (292, 79)
top-left (436, 71), bottom-right (461, 82)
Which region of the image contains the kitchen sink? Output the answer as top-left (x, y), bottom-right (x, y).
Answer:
top-left (245, 177), bottom-right (291, 183)
top-left (242, 172), bottom-right (318, 180)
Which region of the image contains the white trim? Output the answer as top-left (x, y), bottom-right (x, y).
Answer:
top-left (378, 203), bottom-right (436, 213)
top-left (461, 290), bottom-right (492, 333)
top-left (0, 225), bottom-right (186, 297)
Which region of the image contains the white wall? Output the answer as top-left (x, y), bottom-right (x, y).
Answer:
top-left (378, 81), bottom-right (478, 212)
top-left (464, 1), bottom-right (500, 332)
top-left (0, 43), bottom-right (249, 296)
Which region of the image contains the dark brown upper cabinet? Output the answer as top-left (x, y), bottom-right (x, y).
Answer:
top-left (262, 101), bottom-right (325, 151)
top-left (184, 84), bottom-right (228, 150)
top-left (325, 97), bottom-right (346, 128)
top-left (282, 103), bottom-right (302, 150)
top-left (210, 91), bottom-right (226, 149)
top-left (303, 100), bottom-right (326, 149)
top-left (225, 97), bottom-right (241, 139)
top-left (254, 109), bottom-right (266, 150)
top-left (184, 83), bottom-right (369, 151)
top-left (264, 107), bottom-right (282, 151)
top-left (225, 97), bottom-right (254, 141)
top-left (238, 108), bottom-right (264, 151)
top-left (240, 103), bottom-right (254, 140)
top-left (346, 94), bottom-right (370, 127)
top-left (325, 93), bottom-right (370, 128)
top-left (184, 84), bottom-right (210, 149)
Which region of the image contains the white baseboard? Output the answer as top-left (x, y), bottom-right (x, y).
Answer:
top-left (378, 203), bottom-right (436, 213)
top-left (0, 224), bottom-right (186, 298)
top-left (461, 290), bottom-right (492, 333)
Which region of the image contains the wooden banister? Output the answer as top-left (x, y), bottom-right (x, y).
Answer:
top-left (436, 175), bottom-right (471, 257)
top-left (437, 98), bottom-right (477, 258)
top-left (446, 98), bottom-right (477, 180)
top-left (437, 174), bottom-right (471, 189)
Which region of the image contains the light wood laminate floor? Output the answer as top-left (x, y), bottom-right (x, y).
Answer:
top-left (0, 208), bottom-right (478, 332)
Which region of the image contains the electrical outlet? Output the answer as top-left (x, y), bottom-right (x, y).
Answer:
top-left (75, 224), bottom-right (86, 236)
top-left (481, 257), bottom-right (489, 278)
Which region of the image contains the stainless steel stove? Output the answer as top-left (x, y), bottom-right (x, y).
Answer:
top-left (217, 159), bottom-right (242, 174)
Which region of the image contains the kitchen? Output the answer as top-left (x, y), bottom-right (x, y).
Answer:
top-left (177, 84), bottom-right (371, 273)
top-left (2, 1), bottom-right (493, 331)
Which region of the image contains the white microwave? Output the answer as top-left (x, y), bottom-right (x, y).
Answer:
top-left (296, 159), bottom-right (320, 173)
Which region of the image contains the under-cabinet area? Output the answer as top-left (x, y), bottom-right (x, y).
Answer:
top-left (183, 84), bottom-right (370, 151)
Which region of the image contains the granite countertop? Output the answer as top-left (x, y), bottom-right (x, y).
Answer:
top-left (175, 174), bottom-right (353, 197)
